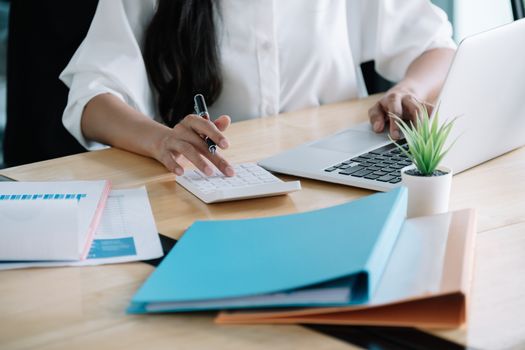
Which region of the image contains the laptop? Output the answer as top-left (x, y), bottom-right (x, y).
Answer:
top-left (259, 19), bottom-right (525, 192)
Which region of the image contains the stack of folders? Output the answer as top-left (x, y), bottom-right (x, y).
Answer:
top-left (0, 181), bottom-right (111, 262)
top-left (128, 187), bottom-right (477, 328)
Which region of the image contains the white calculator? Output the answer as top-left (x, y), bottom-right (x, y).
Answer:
top-left (176, 163), bottom-right (301, 203)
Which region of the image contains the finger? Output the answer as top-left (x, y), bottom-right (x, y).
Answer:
top-left (176, 130), bottom-right (235, 177)
top-left (368, 104), bottom-right (386, 133)
top-left (205, 151), bottom-right (235, 177)
top-left (214, 115), bottom-right (231, 132)
top-left (183, 114), bottom-right (230, 149)
top-left (169, 154), bottom-right (185, 176)
top-left (380, 93), bottom-right (403, 140)
top-left (423, 102), bottom-right (435, 117)
top-left (171, 141), bottom-right (214, 176)
top-left (401, 95), bottom-right (420, 125)
top-left (159, 151), bottom-right (184, 176)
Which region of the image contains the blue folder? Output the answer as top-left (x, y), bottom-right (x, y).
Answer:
top-left (128, 187), bottom-right (407, 313)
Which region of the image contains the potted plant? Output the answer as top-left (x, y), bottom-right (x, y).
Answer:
top-left (389, 106), bottom-right (457, 218)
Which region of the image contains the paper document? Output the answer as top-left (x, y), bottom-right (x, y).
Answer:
top-left (0, 187), bottom-right (163, 270)
top-left (0, 180), bottom-right (111, 260)
top-left (0, 200), bottom-right (79, 260)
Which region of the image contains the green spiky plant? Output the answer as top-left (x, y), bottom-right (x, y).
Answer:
top-left (389, 105), bottom-right (457, 176)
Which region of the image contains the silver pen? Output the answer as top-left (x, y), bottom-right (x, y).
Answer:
top-left (194, 94), bottom-right (217, 154)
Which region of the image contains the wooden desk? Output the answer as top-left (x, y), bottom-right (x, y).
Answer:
top-left (1, 95), bottom-right (524, 350)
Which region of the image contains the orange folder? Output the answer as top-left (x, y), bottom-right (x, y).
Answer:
top-left (216, 209), bottom-right (476, 329)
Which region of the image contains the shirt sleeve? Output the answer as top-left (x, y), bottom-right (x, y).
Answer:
top-left (60, 0), bottom-right (156, 150)
top-left (358, 0), bottom-right (456, 83)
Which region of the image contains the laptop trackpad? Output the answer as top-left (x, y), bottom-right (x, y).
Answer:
top-left (311, 129), bottom-right (388, 155)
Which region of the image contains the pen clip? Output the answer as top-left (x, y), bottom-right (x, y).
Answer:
top-left (194, 94), bottom-right (210, 119)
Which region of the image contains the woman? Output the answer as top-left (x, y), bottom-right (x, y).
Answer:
top-left (60, 0), bottom-right (455, 177)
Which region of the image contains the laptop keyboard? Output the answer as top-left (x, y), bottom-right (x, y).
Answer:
top-left (324, 140), bottom-right (412, 184)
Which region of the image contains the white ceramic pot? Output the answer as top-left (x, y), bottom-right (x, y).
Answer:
top-left (401, 165), bottom-right (452, 218)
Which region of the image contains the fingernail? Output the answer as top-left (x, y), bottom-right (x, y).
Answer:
top-left (204, 166), bottom-right (213, 176)
top-left (392, 130), bottom-right (400, 140)
top-left (225, 166), bottom-right (235, 177)
top-left (219, 139), bottom-right (229, 148)
top-left (373, 121), bottom-right (381, 132)
top-left (174, 168), bottom-right (183, 176)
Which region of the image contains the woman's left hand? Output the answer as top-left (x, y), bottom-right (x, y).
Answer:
top-left (368, 84), bottom-right (434, 140)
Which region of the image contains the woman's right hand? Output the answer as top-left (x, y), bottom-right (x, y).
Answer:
top-left (154, 114), bottom-right (235, 177)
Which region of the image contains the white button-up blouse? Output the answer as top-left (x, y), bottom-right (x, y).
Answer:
top-left (60, 0), bottom-right (455, 150)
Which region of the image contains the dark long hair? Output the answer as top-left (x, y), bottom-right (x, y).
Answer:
top-left (143, 0), bottom-right (222, 127)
